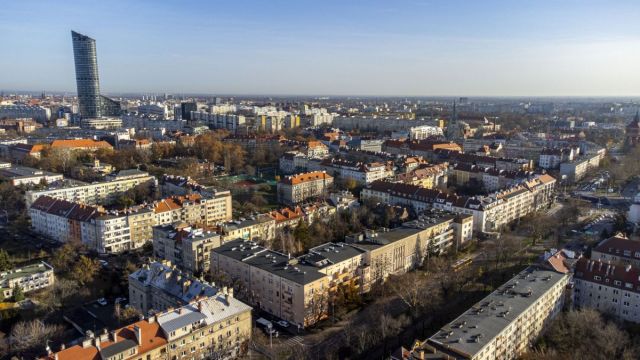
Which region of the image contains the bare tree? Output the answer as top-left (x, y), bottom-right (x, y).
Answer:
top-left (10, 320), bottom-right (63, 356)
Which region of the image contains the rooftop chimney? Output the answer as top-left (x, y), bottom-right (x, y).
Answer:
top-left (133, 325), bottom-right (142, 345)
top-left (110, 330), bottom-right (117, 343)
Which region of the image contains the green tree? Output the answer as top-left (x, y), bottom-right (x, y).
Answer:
top-left (293, 220), bottom-right (310, 247)
top-left (71, 255), bottom-right (100, 285)
top-left (50, 243), bottom-right (76, 273)
top-left (12, 285), bottom-right (24, 302)
top-left (0, 249), bottom-right (11, 271)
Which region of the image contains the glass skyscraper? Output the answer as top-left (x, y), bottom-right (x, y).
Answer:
top-left (71, 30), bottom-right (120, 118)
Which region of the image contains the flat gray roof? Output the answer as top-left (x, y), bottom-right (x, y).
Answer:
top-left (427, 266), bottom-right (567, 359)
top-left (158, 311), bottom-right (207, 333)
top-left (214, 239), bottom-right (326, 285)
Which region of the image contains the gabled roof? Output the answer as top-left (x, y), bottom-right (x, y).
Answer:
top-left (30, 196), bottom-right (102, 221)
top-left (48, 319), bottom-right (166, 360)
top-left (575, 257), bottom-right (640, 294)
top-left (593, 234), bottom-right (640, 259)
top-left (50, 139), bottom-right (113, 150)
top-left (280, 171), bottom-right (333, 185)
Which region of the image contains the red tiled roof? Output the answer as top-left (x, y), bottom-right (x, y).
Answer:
top-left (575, 257), bottom-right (640, 294)
top-left (280, 171), bottom-right (333, 185)
top-left (48, 320), bottom-right (166, 360)
top-left (50, 139), bottom-right (113, 150)
top-left (593, 234), bottom-right (640, 259)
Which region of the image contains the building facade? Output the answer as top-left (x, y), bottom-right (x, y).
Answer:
top-left (574, 257), bottom-right (640, 323)
top-left (0, 262), bottom-right (55, 299)
top-left (396, 266), bottom-right (569, 360)
top-left (153, 223), bottom-right (222, 275)
top-left (25, 171), bottom-right (156, 207)
top-left (46, 294), bottom-right (251, 360)
top-left (277, 171), bottom-right (333, 205)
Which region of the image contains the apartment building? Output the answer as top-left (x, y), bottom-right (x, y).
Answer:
top-left (574, 257), bottom-right (640, 323)
top-left (348, 138), bottom-right (384, 152)
top-left (213, 218), bottom-right (471, 327)
top-left (49, 139), bottom-right (114, 152)
top-left (394, 163), bottom-right (448, 189)
top-left (277, 171), bottom-right (333, 205)
top-left (449, 163), bottom-right (539, 192)
top-left (153, 193), bottom-right (233, 227)
top-left (129, 261), bottom-right (218, 315)
top-left (30, 196), bottom-right (150, 253)
top-left (362, 176), bottom-right (555, 233)
top-left (219, 214), bottom-right (276, 243)
top-left (591, 233), bottom-right (640, 268)
top-left (0, 104), bottom-right (50, 122)
top-left (158, 293), bottom-right (252, 360)
top-left (538, 147), bottom-right (579, 169)
top-left (29, 196), bottom-right (103, 244)
top-left (25, 170), bottom-right (156, 206)
top-left (190, 111), bottom-right (246, 133)
top-left (279, 151), bottom-right (309, 174)
top-left (559, 152), bottom-right (603, 183)
top-left (384, 139), bottom-right (463, 160)
top-left (153, 223), bottom-right (222, 275)
top-left (391, 125), bottom-right (443, 140)
top-left (30, 191), bottom-right (232, 254)
top-left (308, 158), bottom-right (394, 185)
top-left (303, 140), bottom-right (329, 158)
top-left (45, 294), bottom-right (251, 360)
top-left (0, 165), bottom-right (63, 186)
top-left (211, 240), bottom-right (337, 327)
top-left (347, 214), bottom-right (469, 283)
top-left (439, 151), bottom-right (535, 172)
top-left (0, 262), bottom-right (55, 299)
top-left (395, 266), bottom-right (569, 360)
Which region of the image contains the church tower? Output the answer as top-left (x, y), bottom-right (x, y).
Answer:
top-left (626, 110), bottom-right (640, 147)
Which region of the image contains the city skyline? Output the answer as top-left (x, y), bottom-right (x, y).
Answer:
top-left (1, 0), bottom-right (640, 96)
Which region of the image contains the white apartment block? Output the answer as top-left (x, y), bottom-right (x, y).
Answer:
top-left (0, 262), bottom-right (55, 299)
top-left (412, 266), bottom-right (569, 360)
top-left (0, 105), bottom-right (51, 122)
top-left (25, 170), bottom-right (156, 207)
top-left (30, 191), bottom-right (232, 254)
top-left (574, 258), bottom-right (640, 323)
top-left (0, 165), bottom-right (63, 186)
top-left (308, 158), bottom-right (394, 185)
top-left (190, 111), bottom-right (246, 132)
top-left (559, 152), bottom-right (603, 183)
top-left (362, 175), bottom-right (556, 233)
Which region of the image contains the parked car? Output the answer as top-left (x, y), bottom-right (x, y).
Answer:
top-left (276, 320), bottom-right (290, 328)
top-left (97, 298), bottom-right (108, 306)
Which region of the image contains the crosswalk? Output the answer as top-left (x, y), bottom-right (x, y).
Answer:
top-left (282, 336), bottom-right (304, 348)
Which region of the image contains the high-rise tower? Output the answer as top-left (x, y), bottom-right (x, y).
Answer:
top-left (71, 30), bottom-right (120, 119)
top-left (71, 31), bottom-right (101, 118)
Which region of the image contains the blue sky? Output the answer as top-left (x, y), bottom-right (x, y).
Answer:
top-left (1, 0), bottom-right (639, 96)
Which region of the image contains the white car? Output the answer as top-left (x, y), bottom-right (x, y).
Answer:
top-left (97, 298), bottom-right (108, 306)
top-left (276, 320), bottom-right (290, 328)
